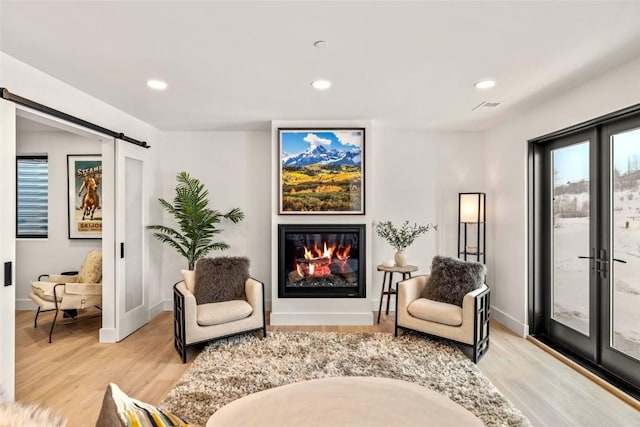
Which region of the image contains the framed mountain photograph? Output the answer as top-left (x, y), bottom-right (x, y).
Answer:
top-left (279, 128), bottom-right (365, 214)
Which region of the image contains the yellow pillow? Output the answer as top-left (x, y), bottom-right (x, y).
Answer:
top-left (77, 250), bottom-right (102, 283)
top-left (95, 383), bottom-right (190, 427)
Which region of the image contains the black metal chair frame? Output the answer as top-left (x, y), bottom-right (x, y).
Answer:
top-left (173, 279), bottom-right (267, 363)
top-left (33, 271), bottom-right (102, 343)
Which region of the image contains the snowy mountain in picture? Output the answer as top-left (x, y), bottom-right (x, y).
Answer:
top-left (282, 145), bottom-right (361, 167)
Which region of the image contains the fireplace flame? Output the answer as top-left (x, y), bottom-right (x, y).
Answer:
top-left (294, 240), bottom-right (351, 278)
top-left (336, 243), bottom-right (351, 261)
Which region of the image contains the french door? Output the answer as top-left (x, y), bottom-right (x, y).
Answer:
top-left (536, 115), bottom-right (640, 391)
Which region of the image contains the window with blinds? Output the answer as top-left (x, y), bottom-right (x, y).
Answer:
top-left (16, 156), bottom-right (49, 238)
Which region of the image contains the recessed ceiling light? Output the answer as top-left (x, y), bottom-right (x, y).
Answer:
top-left (311, 79), bottom-right (332, 90)
top-left (474, 80), bottom-right (496, 89)
top-left (314, 40), bottom-right (329, 49)
top-left (146, 79), bottom-right (168, 90)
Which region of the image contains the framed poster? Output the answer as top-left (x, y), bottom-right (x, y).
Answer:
top-left (279, 128), bottom-right (365, 214)
top-left (67, 154), bottom-right (102, 239)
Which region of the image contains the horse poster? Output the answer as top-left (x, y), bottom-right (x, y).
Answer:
top-left (67, 154), bottom-right (102, 239)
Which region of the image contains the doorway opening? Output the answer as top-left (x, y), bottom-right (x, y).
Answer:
top-left (15, 115), bottom-right (107, 342)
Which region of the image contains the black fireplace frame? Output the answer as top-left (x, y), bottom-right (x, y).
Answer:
top-left (278, 223), bottom-right (366, 298)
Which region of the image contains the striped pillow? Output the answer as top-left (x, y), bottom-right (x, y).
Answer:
top-left (95, 383), bottom-right (190, 427)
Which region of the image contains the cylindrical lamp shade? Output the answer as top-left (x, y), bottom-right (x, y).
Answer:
top-left (460, 193), bottom-right (485, 223)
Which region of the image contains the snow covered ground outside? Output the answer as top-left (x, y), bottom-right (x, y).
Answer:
top-left (553, 189), bottom-right (640, 360)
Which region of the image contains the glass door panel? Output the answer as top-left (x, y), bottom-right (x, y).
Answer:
top-left (552, 142), bottom-right (591, 335)
top-left (610, 127), bottom-right (640, 361)
top-left (124, 156), bottom-right (143, 312)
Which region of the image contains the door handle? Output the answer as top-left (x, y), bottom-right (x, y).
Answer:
top-left (578, 248), bottom-right (596, 270)
top-left (3, 262), bottom-right (11, 286)
top-left (613, 258), bottom-right (627, 264)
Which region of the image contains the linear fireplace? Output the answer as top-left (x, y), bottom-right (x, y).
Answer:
top-left (278, 224), bottom-right (366, 298)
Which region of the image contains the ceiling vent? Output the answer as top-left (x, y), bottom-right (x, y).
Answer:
top-left (472, 101), bottom-right (501, 111)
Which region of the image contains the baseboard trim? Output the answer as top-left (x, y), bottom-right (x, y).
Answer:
top-left (270, 312), bottom-right (374, 326)
top-left (490, 306), bottom-right (528, 337)
top-left (99, 328), bottom-right (117, 343)
top-left (16, 298), bottom-right (36, 311)
top-left (527, 336), bottom-right (640, 411)
top-left (150, 299), bottom-right (172, 317)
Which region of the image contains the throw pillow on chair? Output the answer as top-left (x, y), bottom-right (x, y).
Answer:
top-left (421, 255), bottom-right (486, 306)
top-left (194, 256), bottom-right (249, 304)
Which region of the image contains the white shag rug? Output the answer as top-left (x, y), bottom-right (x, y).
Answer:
top-left (162, 331), bottom-right (532, 427)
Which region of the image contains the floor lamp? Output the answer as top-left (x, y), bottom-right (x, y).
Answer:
top-left (458, 192), bottom-right (486, 264)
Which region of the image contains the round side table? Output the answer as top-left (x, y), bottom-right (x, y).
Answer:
top-left (376, 264), bottom-right (418, 324)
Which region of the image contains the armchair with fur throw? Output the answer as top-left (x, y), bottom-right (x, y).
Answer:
top-left (174, 257), bottom-right (266, 362)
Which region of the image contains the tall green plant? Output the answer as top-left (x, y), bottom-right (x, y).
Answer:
top-left (147, 171), bottom-right (245, 270)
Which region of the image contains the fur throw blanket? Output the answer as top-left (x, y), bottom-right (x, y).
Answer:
top-left (0, 402), bottom-right (67, 427)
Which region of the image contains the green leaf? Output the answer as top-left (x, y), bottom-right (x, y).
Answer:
top-left (374, 220), bottom-right (437, 251)
top-left (146, 171), bottom-right (245, 269)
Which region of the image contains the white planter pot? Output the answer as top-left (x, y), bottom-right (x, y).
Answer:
top-left (394, 250), bottom-right (407, 267)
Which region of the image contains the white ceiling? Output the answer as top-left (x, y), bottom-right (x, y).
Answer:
top-left (2, 1), bottom-right (640, 132)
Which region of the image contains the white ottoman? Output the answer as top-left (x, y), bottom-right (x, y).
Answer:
top-left (207, 376), bottom-right (483, 426)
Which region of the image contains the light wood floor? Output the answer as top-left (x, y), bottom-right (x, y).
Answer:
top-left (15, 310), bottom-right (640, 426)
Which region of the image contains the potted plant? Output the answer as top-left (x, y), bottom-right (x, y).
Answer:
top-left (147, 171), bottom-right (245, 270)
top-left (374, 220), bottom-right (437, 266)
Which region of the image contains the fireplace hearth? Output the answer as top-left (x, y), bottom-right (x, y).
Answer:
top-left (278, 224), bottom-right (366, 298)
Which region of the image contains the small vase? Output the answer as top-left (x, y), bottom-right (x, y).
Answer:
top-left (394, 250), bottom-right (407, 267)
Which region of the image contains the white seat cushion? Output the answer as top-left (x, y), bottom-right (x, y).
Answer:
top-left (197, 300), bottom-right (253, 326)
top-left (407, 298), bottom-right (462, 326)
top-left (31, 281), bottom-right (62, 302)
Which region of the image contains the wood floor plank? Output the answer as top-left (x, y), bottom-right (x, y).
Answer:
top-left (14, 310), bottom-right (639, 426)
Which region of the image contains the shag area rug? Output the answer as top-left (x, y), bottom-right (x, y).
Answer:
top-left (162, 331), bottom-right (532, 427)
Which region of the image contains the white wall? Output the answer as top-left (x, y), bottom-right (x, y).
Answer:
top-left (159, 126), bottom-right (486, 319)
top-left (157, 131), bottom-right (272, 302)
top-left (484, 55), bottom-right (640, 336)
top-left (371, 130), bottom-right (486, 274)
top-left (15, 130), bottom-right (101, 308)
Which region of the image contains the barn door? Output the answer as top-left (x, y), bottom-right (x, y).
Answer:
top-left (115, 139), bottom-right (149, 340)
top-left (0, 99), bottom-right (16, 401)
